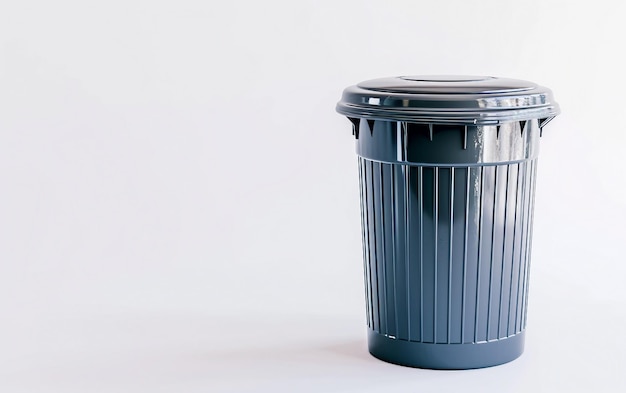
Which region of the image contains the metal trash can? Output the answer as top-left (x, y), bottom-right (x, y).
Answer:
top-left (336, 76), bottom-right (559, 369)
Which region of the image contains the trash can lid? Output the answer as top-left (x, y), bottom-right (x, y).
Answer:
top-left (336, 75), bottom-right (560, 125)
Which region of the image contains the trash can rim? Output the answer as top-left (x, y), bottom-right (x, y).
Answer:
top-left (336, 75), bottom-right (560, 124)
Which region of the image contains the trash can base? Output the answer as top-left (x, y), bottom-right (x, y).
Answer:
top-left (368, 329), bottom-right (525, 370)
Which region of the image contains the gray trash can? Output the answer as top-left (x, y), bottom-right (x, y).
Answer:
top-left (336, 76), bottom-right (559, 369)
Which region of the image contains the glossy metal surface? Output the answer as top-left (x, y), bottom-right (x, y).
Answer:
top-left (353, 119), bottom-right (541, 165)
top-left (337, 75), bottom-right (560, 125)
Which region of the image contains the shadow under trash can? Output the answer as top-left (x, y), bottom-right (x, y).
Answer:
top-left (336, 76), bottom-right (560, 369)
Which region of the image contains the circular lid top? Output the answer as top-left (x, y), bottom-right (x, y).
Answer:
top-left (336, 75), bottom-right (560, 124)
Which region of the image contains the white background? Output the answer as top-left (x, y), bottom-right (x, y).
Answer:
top-left (1, 1), bottom-right (625, 392)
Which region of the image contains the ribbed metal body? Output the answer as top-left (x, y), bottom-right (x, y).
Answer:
top-left (354, 118), bottom-right (541, 369)
top-left (358, 158), bottom-right (537, 344)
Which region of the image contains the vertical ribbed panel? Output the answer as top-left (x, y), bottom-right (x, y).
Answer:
top-left (358, 158), bottom-right (537, 344)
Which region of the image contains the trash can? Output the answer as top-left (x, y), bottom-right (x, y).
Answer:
top-left (336, 76), bottom-right (559, 369)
